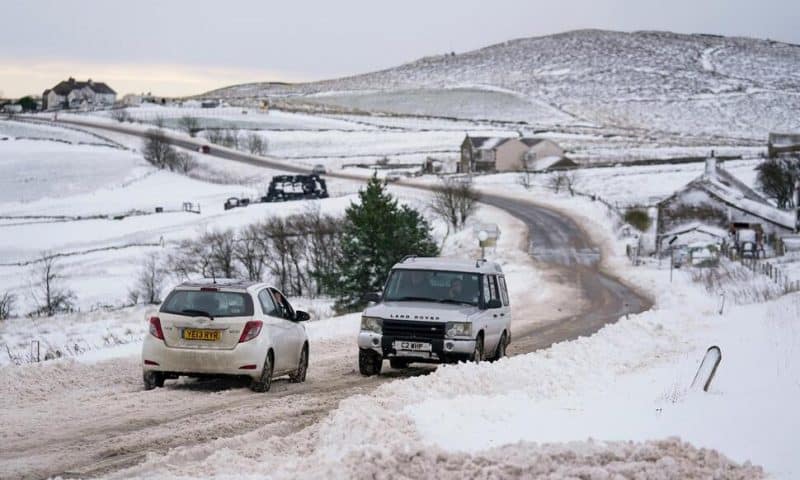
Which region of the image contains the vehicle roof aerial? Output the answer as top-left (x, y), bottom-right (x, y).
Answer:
top-left (391, 256), bottom-right (503, 274)
top-left (177, 278), bottom-right (262, 290)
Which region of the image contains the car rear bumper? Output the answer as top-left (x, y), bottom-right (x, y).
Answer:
top-left (142, 337), bottom-right (266, 379)
top-left (358, 331), bottom-right (475, 363)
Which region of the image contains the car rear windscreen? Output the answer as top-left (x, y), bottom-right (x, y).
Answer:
top-left (160, 290), bottom-right (254, 317)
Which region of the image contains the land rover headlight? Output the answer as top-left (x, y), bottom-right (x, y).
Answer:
top-left (361, 316), bottom-right (382, 334)
top-left (446, 321), bottom-right (472, 338)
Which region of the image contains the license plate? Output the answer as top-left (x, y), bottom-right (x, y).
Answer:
top-left (394, 341), bottom-right (432, 352)
top-left (182, 329), bottom-right (221, 341)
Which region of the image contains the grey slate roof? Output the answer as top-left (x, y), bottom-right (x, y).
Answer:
top-left (49, 79), bottom-right (116, 96)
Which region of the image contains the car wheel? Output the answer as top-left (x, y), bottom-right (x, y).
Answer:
top-left (358, 348), bottom-right (382, 376)
top-left (250, 351), bottom-right (274, 392)
top-left (389, 358), bottom-right (409, 369)
top-left (289, 344), bottom-right (309, 383)
top-left (491, 332), bottom-right (508, 362)
top-left (470, 334), bottom-right (484, 363)
top-left (143, 371), bottom-right (165, 390)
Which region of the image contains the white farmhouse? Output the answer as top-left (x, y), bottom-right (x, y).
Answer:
top-left (42, 78), bottom-right (116, 110)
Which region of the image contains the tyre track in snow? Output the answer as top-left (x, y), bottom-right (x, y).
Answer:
top-left (3, 117), bottom-right (649, 479)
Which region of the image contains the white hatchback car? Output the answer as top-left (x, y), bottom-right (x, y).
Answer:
top-left (142, 280), bottom-right (310, 392)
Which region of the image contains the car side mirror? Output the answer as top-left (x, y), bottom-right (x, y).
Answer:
top-left (486, 299), bottom-right (502, 309)
top-left (294, 310), bottom-right (310, 322)
top-left (362, 292), bottom-right (382, 304)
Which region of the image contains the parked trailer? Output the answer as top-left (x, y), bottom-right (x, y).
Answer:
top-left (262, 175), bottom-right (329, 202)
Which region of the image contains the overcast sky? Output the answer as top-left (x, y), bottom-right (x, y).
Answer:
top-left (1, 0), bottom-right (798, 98)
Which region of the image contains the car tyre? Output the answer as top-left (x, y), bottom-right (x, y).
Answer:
top-left (250, 351), bottom-right (274, 392)
top-left (490, 332), bottom-right (508, 362)
top-left (389, 358), bottom-right (410, 369)
top-left (359, 348), bottom-right (382, 376)
top-left (143, 371), bottom-right (165, 390)
top-left (289, 344), bottom-right (309, 383)
top-left (470, 334), bottom-right (484, 363)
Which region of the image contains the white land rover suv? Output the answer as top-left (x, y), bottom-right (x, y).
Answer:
top-left (142, 279), bottom-right (310, 392)
top-left (357, 257), bottom-right (512, 375)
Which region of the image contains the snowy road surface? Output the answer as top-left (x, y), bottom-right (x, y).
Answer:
top-left (2, 118), bottom-right (649, 478)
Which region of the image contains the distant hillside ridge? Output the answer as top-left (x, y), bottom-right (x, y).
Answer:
top-left (207, 29), bottom-right (800, 139)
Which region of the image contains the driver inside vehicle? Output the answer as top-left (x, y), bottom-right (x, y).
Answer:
top-left (448, 279), bottom-right (463, 299)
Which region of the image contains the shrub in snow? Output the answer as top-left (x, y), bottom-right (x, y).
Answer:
top-left (756, 155), bottom-right (800, 208)
top-left (624, 208), bottom-right (651, 232)
top-left (0, 291), bottom-right (15, 320)
top-left (177, 116), bottom-right (200, 137)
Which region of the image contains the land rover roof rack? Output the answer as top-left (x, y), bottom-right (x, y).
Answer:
top-left (401, 255), bottom-right (417, 263)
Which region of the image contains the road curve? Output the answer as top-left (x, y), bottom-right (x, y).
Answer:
top-left (51, 116), bottom-right (651, 348)
top-left (4, 116), bottom-right (651, 479)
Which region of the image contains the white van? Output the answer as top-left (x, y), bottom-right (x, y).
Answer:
top-left (357, 257), bottom-right (512, 375)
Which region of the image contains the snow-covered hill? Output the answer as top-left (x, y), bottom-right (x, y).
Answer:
top-left (209, 30), bottom-right (800, 139)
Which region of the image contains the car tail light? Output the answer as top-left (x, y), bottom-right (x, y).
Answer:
top-left (239, 320), bottom-right (263, 343)
top-left (144, 359), bottom-right (159, 366)
top-left (149, 316), bottom-right (164, 340)
top-left (200, 287), bottom-right (218, 292)
top-left (238, 364), bottom-right (257, 370)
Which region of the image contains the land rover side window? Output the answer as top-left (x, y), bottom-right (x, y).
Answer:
top-left (483, 275), bottom-right (501, 305)
top-left (383, 269), bottom-right (480, 306)
top-left (258, 289), bottom-right (280, 317)
top-left (498, 276), bottom-right (510, 306)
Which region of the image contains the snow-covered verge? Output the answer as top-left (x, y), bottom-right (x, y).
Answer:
top-left (100, 179), bottom-right (795, 479)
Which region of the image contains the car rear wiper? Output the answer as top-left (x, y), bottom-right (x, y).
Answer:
top-left (181, 309), bottom-right (214, 320)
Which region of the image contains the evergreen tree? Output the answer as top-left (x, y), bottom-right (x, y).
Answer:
top-left (327, 176), bottom-right (438, 312)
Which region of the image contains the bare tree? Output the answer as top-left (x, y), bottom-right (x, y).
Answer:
top-left (177, 116), bottom-right (200, 137)
top-left (30, 254), bottom-right (76, 317)
top-left (0, 291), bottom-right (16, 320)
top-left (222, 128), bottom-right (240, 149)
top-left (131, 254), bottom-right (166, 304)
top-left (546, 170), bottom-right (580, 196)
top-left (206, 229), bottom-right (239, 279)
top-left (234, 224), bottom-right (266, 281)
top-left (142, 129), bottom-right (174, 169)
top-left (110, 109), bottom-right (131, 123)
top-left (562, 170), bottom-right (580, 196)
top-left (167, 239), bottom-right (212, 279)
top-left (173, 151), bottom-right (197, 173)
top-left (205, 129), bottom-right (223, 145)
top-left (246, 132), bottom-right (267, 155)
top-left (429, 179), bottom-right (481, 230)
top-left (142, 129), bottom-right (195, 173)
top-left (518, 165), bottom-right (534, 190)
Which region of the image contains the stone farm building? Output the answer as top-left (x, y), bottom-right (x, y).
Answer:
top-left (42, 78), bottom-right (116, 110)
top-left (656, 158), bottom-right (796, 252)
top-left (460, 135), bottom-right (572, 173)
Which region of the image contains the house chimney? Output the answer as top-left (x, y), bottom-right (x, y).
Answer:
top-left (68, 77), bottom-right (75, 84)
top-left (705, 157), bottom-right (717, 180)
top-left (87, 78), bottom-right (92, 85)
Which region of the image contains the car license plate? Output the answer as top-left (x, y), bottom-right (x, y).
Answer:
top-left (394, 341), bottom-right (432, 352)
top-left (183, 329), bottom-right (221, 341)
